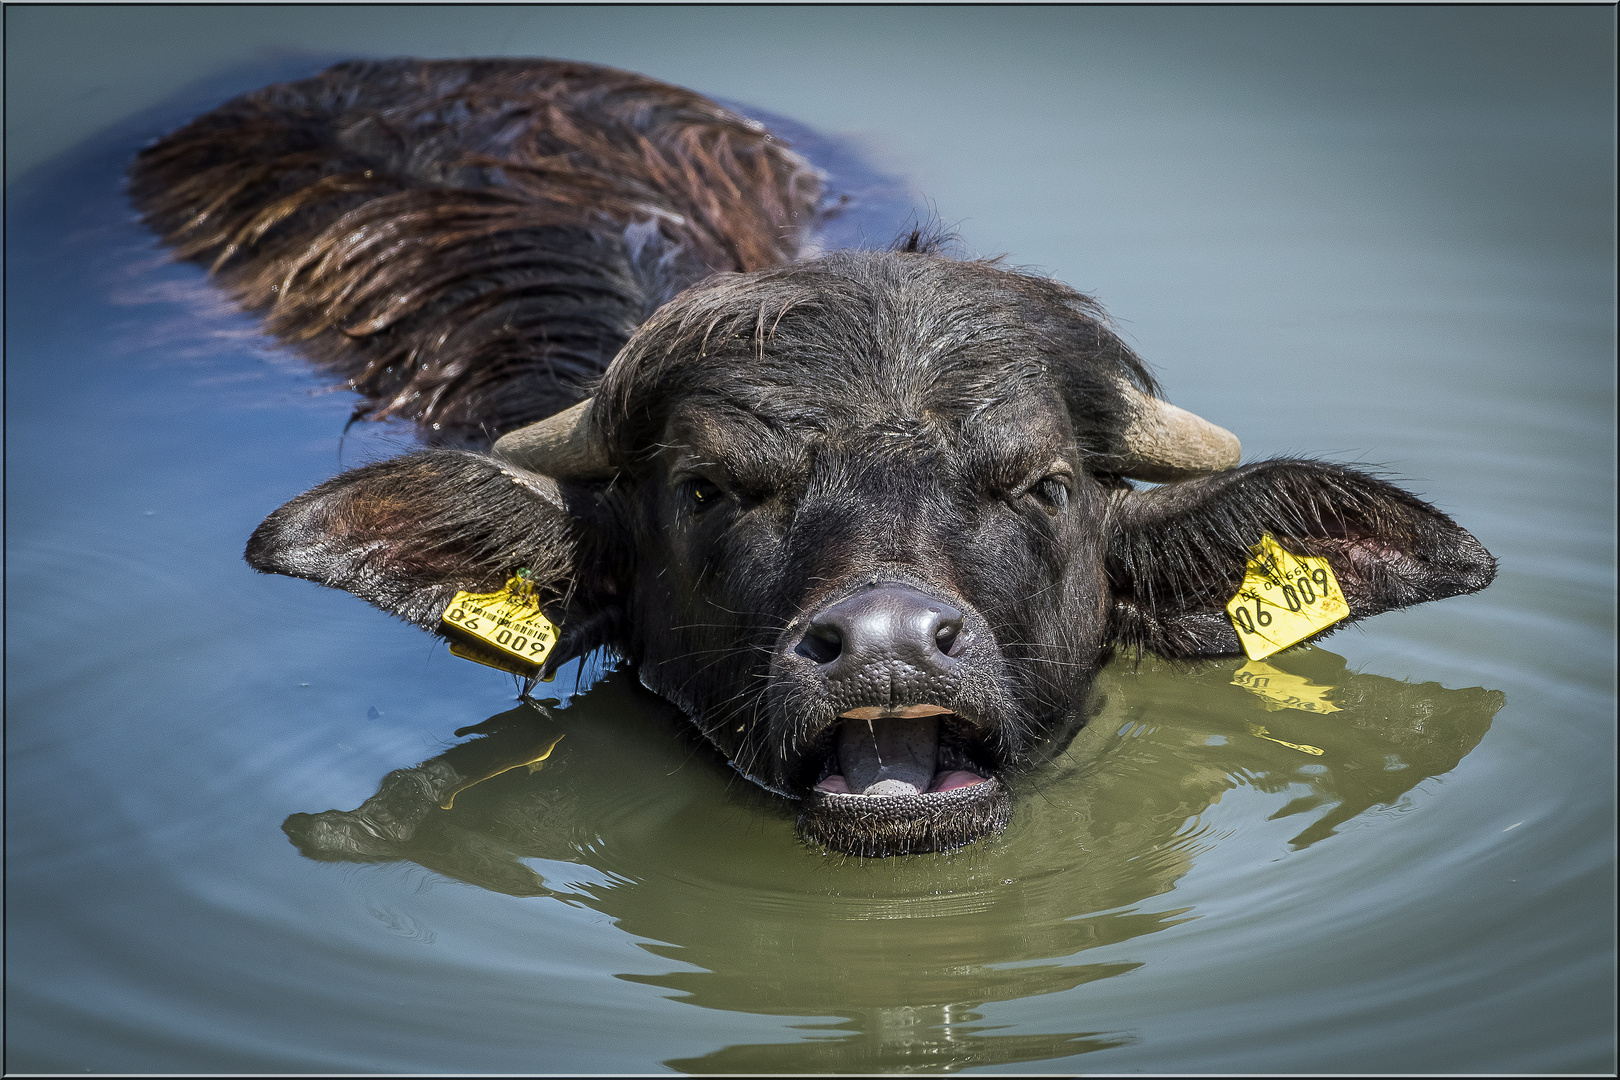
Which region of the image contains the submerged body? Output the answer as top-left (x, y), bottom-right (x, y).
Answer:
top-left (131, 58), bottom-right (1495, 856)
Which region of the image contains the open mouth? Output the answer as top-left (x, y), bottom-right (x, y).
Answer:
top-left (811, 705), bottom-right (990, 796)
top-left (797, 705), bottom-right (1010, 856)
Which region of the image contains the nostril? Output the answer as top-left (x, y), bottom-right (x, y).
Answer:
top-left (934, 616), bottom-right (963, 656)
top-left (798, 586), bottom-right (966, 673)
top-left (796, 623), bottom-right (843, 665)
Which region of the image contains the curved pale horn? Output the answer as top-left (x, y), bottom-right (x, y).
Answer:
top-left (491, 398), bottom-right (615, 480)
top-left (1109, 383), bottom-right (1241, 482)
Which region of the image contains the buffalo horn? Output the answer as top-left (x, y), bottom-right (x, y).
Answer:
top-left (491, 398), bottom-right (615, 480)
top-left (1109, 383), bottom-right (1242, 482)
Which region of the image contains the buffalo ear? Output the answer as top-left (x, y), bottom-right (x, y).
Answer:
top-left (246, 449), bottom-right (594, 637)
top-left (1106, 460), bottom-right (1496, 658)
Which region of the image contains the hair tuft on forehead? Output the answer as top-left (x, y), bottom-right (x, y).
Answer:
top-left (593, 250), bottom-right (1161, 470)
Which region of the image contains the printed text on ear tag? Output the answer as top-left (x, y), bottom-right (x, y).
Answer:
top-left (441, 570), bottom-right (559, 676)
top-left (1225, 533), bottom-right (1349, 661)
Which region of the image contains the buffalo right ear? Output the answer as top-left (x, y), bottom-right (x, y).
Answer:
top-left (1106, 459), bottom-right (1497, 658)
top-left (246, 449), bottom-right (609, 650)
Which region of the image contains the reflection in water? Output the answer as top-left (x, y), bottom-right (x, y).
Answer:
top-left (281, 647), bottom-right (1500, 1071)
top-left (1232, 660), bottom-right (1340, 714)
top-left (671, 1007), bottom-right (1130, 1074)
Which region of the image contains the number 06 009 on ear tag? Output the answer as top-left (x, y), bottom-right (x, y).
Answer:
top-left (1226, 533), bottom-right (1349, 661)
top-left (441, 575), bottom-right (559, 674)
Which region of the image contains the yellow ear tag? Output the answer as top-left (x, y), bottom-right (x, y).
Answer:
top-left (1232, 660), bottom-right (1341, 714)
top-left (441, 570), bottom-right (559, 676)
top-left (1225, 533), bottom-right (1349, 661)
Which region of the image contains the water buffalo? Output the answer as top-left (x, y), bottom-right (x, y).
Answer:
top-left (130, 58), bottom-right (1496, 856)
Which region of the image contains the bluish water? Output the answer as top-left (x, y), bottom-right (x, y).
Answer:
top-left (6, 7), bottom-right (1614, 1074)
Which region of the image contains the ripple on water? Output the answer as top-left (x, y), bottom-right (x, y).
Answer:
top-left (8, 22), bottom-right (1610, 1071)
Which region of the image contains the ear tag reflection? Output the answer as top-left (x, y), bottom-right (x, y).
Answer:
top-left (441, 569), bottom-right (560, 677)
top-left (439, 733), bottom-right (565, 810)
top-left (1232, 661), bottom-right (1342, 714)
top-left (1246, 723), bottom-right (1324, 756)
top-left (1226, 533), bottom-right (1349, 660)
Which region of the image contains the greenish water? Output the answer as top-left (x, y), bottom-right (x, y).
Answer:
top-left (6, 6), bottom-right (1614, 1074)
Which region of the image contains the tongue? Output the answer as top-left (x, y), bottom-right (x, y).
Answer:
top-left (836, 716), bottom-right (940, 796)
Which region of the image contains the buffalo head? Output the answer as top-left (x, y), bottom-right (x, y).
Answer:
top-left (245, 250), bottom-right (1494, 855)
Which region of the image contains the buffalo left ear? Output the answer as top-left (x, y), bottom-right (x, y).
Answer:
top-left (245, 449), bottom-right (588, 634)
top-left (1106, 460), bottom-right (1496, 658)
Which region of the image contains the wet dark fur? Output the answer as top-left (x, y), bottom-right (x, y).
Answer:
top-left (137, 59), bottom-right (1495, 856)
top-left (129, 58), bottom-right (823, 443)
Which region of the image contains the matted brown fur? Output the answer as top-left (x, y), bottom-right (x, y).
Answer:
top-left (129, 58), bottom-right (826, 443)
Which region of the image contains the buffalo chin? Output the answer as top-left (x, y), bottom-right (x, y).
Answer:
top-left (797, 779), bottom-right (1011, 857)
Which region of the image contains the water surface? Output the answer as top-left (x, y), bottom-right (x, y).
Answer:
top-left (6, 7), bottom-right (1614, 1074)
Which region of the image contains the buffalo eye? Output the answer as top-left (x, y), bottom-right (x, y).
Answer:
top-left (1028, 474), bottom-right (1071, 512)
top-left (686, 477), bottom-right (724, 513)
